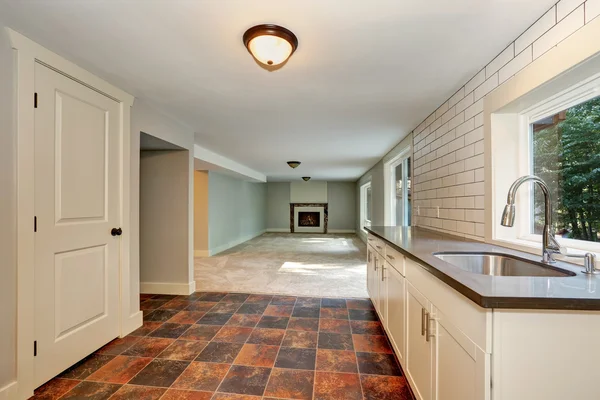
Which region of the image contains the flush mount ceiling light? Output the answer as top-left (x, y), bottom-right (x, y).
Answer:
top-left (287, 161), bottom-right (301, 169)
top-left (302, 177), bottom-right (311, 181)
top-left (243, 24), bottom-right (298, 67)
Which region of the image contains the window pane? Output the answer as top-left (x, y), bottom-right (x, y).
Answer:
top-left (395, 163), bottom-right (403, 226)
top-left (531, 96), bottom-right (600, 242)
top-left (407, 157), bottom-right (412, 226)
top-left (366, 186), bottom-right (372, 221)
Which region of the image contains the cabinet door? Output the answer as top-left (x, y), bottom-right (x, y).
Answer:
top-left (435, 312), bottom-right (490, 400)
top-left (386, 264), bottom-right (406, 365)
top-left (406, 283), bottom-right (433, 400)
top-left (372, 252), bottom-right (380, 310)
top-left (366, 245), bottom-right (374, 298)
top-left (378, 259), bottom-right (388, 325)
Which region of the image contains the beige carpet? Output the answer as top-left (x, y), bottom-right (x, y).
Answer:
top-left (194, 233), bottom-right (368, 298)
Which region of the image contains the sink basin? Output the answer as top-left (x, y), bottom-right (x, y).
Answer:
top-left (433, 252), bottom-right (576, 277)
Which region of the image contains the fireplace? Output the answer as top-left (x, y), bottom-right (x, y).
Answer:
top-left (290, 203), bottom-right (328, 233)
top-left (298, 211), bottom-right (321, 227)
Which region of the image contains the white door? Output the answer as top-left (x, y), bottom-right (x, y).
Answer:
top-left (386, 265), bottom-right (406, 364)
top-left (34, 63), bottom-right (121, 386)
top-left (406, 283), bottom-right (433, 400)
top-left (378, 260), bottom-right (388, 325)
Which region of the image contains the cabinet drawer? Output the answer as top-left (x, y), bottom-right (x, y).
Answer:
top-left (367, 235), bottom-right (386, 256)
top-left (385, 245), bottom-right (405, 276)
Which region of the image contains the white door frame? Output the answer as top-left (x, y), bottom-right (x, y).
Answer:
top-left (383, 147), bottom-right (411, 226)
top-left (8, 29), bottom-right (140, 400)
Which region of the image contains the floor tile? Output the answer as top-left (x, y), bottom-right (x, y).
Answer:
top-left (319, 319), bottom-right (351, 334)
top-left (108, 384), bottom-right (166, 400)
top-left (346, 299), bottom-right (374, 310)
top-left (350, 320), bottom-right (385, 335)
top-left (348, 309), bottom-right (378, 321)
top-left (295, 297), bottom-right (321, 308)
top-left (256, 316), bottom-right (289, 329)
top-left (197, 292), bottom-right (228, 302)
top-left (247, 328), bottom-right (285, 346)
top-left (274, 347), bottom-right (316, 370)
top-left (186, 301), bottom-right (218, 312)
top-left (360, 375), bottom-right (412, 400)
top-left (152, 294), bottom-right (178, 301)
top-left (160, 300), bottom-right (194, 311)
top-left (168, 311), bottom-right (206, 324)
top-left (140, 293), bottom-right (155, 301)
top-left (217, 365), bottom-right (271, 396)
top-left (314, 371), bottom-right (362, 400)
top-left (356, 352), bottom-right (402, 376)
top-left (171, 361), bottom-right (230, 391)
top-left (222, 293), bottom-right (250, 303)
top-left (196, 342), bottom-right (244, 363)
top-left (144, 309), bottom-right (179, 322)
top-left (212, 394), bottom-right (261, 400)
top-left (321, 298), bottom-right (347, 309)
top-left (213, 326), bottom-right (254, 343)
top-left (176, 292), bottom-right (206, 301)
top-left (319, 308), bottom-right (349, 320)
top-left (316, 349), bottom-right (358, 373)
top-left (86, 355), bottom-right (152, 384)
top-left (32, 378), bottom-right (80, 399)
top-left (292, 307), bottom-right (320, 318)
top-left (234, 344), bottom-right (279, 367)
top-left (264, 304), bottom-right (293, 317)
top-left (226, 314), bottom-right (261, 327)
top-left (271, 295), bottom-right (297, 305)
top-left (157, 339), bottom-right (208, 361)
top-left (122, 337), bottom-right (174, 358)
top-left (318, 333), bottom-right (354, 350)
top-left (288, 317), bottom-right (319, 332)
top-left (353, 334), bottom-right (393, 353)
top-left (282, 330), bottom-right (318, 348)
top-left (129, 359), bottom-right (190, 387)
top-left (197, 313), bottom-right (233, 325)
top-left (96, 336), bottom-right (140, 355)
top-left (140, 299), bottom-right (169, 310)
top-left (60, 381), bottom-right (121, 399)
top-left (246, 294), bottom-right (273, 303)
top-left (161, 389), bottom-right (213, 400)
top-left (59, 354), bottom-right (115, 380)
top-left (236, 303), bottom-right (268, 315)
top-left (264, 368), bottom-right (314, 400)
top-left (179, 325), bottom-right (221, 341)
top-left (128, 321), bottom-right (163, 337)
top-left (148, 323), bottom-right (191, 339)
top-left (211, 302), bottom-right (243, 314)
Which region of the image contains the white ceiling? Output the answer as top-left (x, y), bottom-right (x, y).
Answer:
top-left (2, 0), bottom-right (556, 181)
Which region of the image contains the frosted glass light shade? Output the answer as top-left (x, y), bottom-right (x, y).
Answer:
top-left (248, 35), bottom-right (293, 66)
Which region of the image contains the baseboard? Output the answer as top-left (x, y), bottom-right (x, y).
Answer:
top-left (209, 230), bottom-right (266, 256)
top-left (266, 228), bottom-right (291, 233)
top-left (328, 229), bottom-right (356, 233)
top-left (0, 381), bottom-right (18, 400)
top-left (121, 310), bottom-right (143, 337)
top-left (140, 281), bottom-right (196, 295)
top-left (194, 250), bottom-right (210, 257)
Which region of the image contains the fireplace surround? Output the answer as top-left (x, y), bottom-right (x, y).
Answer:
top-left (290, 203), bottom-right (328, 233)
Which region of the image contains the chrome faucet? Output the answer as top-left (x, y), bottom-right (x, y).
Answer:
top-left (500, 175), bottom-right (561, 264)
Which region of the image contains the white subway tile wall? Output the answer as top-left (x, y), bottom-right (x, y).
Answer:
top-left (412, 1), bottom-right (595, 240)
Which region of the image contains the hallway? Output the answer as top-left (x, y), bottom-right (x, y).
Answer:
top-left (194, 234), bottom-right (368, 298)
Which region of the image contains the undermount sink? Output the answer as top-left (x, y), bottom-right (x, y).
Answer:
top-left (433, 252), bottom-right (576, 277)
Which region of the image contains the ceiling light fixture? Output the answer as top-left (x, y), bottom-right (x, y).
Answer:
top-left (287, 161), bottom-right (301, 169)
top-left (243, 24), bottom-right (298, 67)
top-left (302, 177), bottom-right (311, 181)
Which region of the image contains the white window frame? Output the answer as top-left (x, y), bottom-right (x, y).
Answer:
top-left (384, 147), bottom-right (411, 226)
top-left (360, 181), bottom-right (372, 233)
top-left (515, 73), bottom-right (600, 254)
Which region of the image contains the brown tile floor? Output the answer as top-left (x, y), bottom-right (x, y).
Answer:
top-left (31, 292), bottom-right (414, 400)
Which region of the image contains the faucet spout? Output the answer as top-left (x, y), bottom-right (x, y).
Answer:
top-left (500, 175), bottom-right (560, 263)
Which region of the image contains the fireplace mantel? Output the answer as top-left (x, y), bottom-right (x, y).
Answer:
top-left (290, 203), bottom-right (328, 233)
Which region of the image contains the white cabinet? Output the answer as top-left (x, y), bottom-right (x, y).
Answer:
top-left (386, 261), bottom-right (406, 364)
top-left (366, 244), bottom-right (380, 310)
top-left (406, 282), bottom-right (434, 400)
top-left (378, 257), bottom-right (388, 325)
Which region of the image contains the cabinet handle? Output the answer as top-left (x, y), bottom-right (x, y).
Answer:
top-left (381, 265), bottom-right (385, 281)
top-left (387, 254), bottom-right (395, 261)
top-left (421, 308), bottom-right (426, 336)
top-left (425, 312), bottom-right (431, 342)
top-left (374, 258), bottom-right (378, 271)
top-left (376, 245), bottom-right (383, 250)
top-left (367, 250), bottom-right (371, 263)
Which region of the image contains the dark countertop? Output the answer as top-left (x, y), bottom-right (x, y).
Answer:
top-left (366, 226), bottom-right (600, 310)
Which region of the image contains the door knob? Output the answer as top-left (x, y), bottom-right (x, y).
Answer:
top-left (111, 227), bottom-right (122, 236)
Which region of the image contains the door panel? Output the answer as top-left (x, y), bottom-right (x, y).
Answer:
top-left (406, 283), bottom-right (432, 400)
top-left (386, 265), bottom-right (406, 364)
top-left (436, 321), bottom-right (477, 400)
top-left (379, 260), bottom-right (388, 325)
top-left (34, 63), bottom-right (121, 387)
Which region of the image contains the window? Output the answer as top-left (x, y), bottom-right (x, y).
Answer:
top-left (386, 151), bottom-right (412, 226)
top-left (529, 96), bottom-right (600, 243)
top-left (360, 182), bottom-right (372, 232)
